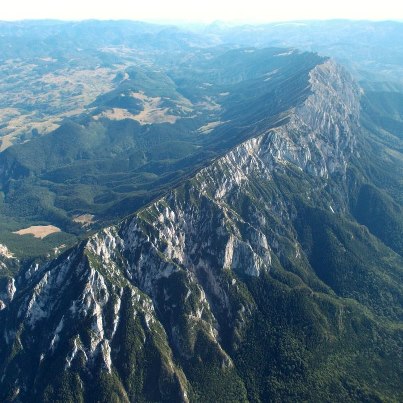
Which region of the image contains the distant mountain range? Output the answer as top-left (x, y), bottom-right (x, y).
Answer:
top-left (0, 20), bottom-right (402, 402)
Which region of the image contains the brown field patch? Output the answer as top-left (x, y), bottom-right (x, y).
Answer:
top-left (95, 91), bottom-right (179, 125)
top-left (13, 225), bottom-right (61, 239)
top-left (73, 214), bottom-right (95, 226)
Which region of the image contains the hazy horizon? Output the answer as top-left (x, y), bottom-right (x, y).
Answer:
top-left (1, 0), bottom-right (402, 24)
top-left (1, 18), bottom-right (403, 26)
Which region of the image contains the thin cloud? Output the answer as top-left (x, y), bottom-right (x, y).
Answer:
top-left (1, 0), bottom-right (401, 22)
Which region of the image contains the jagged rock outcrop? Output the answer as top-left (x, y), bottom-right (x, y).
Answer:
top-left (0, 245), bottom-right (18, 311)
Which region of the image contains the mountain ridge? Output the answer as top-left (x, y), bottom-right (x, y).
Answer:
top-left (1, 57), bottom-right (402, 402)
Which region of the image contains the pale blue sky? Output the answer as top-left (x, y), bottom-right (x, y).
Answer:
top-left (1, 0), bottom-right (402, 23)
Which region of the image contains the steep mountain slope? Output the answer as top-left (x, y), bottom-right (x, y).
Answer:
top-left (1, 60), bottom-right (402, 402)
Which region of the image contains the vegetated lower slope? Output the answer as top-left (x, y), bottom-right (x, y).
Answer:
top-left (0, 45), bottom-right (322, 257)
top-left (1, 60), bottom-right (402, 402)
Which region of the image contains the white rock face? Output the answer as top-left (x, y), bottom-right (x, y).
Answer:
top-left (194, 61), bottom-right (359, 198)
top-left (0, 244), bottom-right (14, 259)
top-left (0, 278), bottom-right (16, 309)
